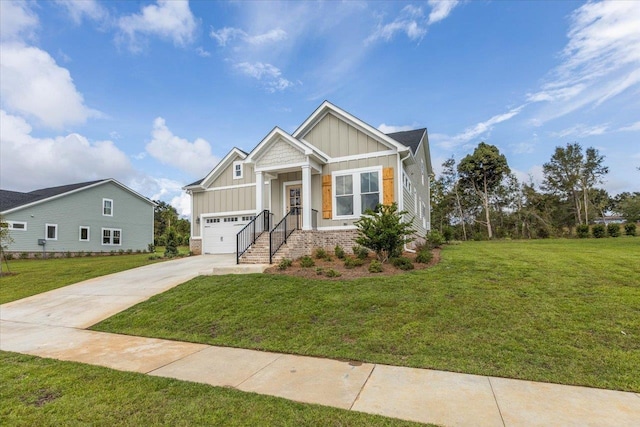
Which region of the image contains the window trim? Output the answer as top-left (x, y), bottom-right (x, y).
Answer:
top-left (79, 226), bottom-right (90, 242)
top-left (6, 220), bottom-right (27, 231)
top-left (103, 198), bottom-right (113, 216)
top-left (45, 223), bottom-right (58, 240)
top-left (101, 227), bottom-right (122, 246)
top-left (332, 166), bottom-right (383, 220)
top-left (232, 161), bottom-right (243, 180)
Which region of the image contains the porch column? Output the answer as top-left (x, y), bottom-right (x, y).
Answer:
top-left (255, 171), bottom-right (264, 213)
top-left (301, 164), bottom-right (312, 230)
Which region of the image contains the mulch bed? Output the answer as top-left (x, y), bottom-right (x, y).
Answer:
top-left (265, 249), bottom-right (441, 280)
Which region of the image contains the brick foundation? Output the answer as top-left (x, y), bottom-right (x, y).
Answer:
top-left (190, 238), bottom-right (202, 255)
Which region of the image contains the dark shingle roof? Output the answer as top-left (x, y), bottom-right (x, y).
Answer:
top-left (386, 128), bottom-right (426, 155)
top-left (1, 180), bottom-right (106, 212)
top-left (185, 178), bottom-right (203, 187)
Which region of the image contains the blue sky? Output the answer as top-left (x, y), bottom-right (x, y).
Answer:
top-left (1, 0), bottom-right (639, 216)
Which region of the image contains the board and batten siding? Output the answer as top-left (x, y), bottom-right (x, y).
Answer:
top-left (302, 112), bottom-right (389, 157)
top-left (191, 186), bottom-right (256, 237)
top-left (4, 182), bottom-right (153, 253)
top-left (210, 161), bottom-right (255, 188)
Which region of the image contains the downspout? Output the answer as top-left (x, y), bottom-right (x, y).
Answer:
top-left (399, 150), bottom-right (416, 253)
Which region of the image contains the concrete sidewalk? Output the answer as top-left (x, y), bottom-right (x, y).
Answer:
top-left (1, 256), bottom-right (638, 426)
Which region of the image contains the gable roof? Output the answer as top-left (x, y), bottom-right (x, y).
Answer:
top-left (186, 147), bottom-right (247, 190)
top-left (386, 128), bottom-right (427, 155)
top-left (1, 179), bottom-right (154, 214)
top-left (245, 127), bottom-right (327, 165)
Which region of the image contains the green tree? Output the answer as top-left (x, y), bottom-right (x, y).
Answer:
top-left (154, 200), bottom-right (179, 244)
top-left (354, 203), bottom-right (415, 263)
top-left (1, 215), bottom-right (15, 274)
top-left (457, 142), bottom-right (510, 239)
top-left (618, 193), bottom-right (640, 222)
top-left (164, 227), bottom-right (179, 258)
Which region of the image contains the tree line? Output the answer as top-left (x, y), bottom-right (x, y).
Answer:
top-left (431, 142), bottom-right (639, 240)
top-left (154, 200), bottom-right (190, 247)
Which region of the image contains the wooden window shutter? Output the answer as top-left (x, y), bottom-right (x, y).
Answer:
top-left (383, 167), bottom-right (394, 205)
top-left (322, 175), bottom-right (332, 219)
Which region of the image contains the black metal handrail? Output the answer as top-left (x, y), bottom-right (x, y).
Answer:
top-left (236, 210), bottom-right (270, 264)
top-left (269, 207), bottom-right (300, 264)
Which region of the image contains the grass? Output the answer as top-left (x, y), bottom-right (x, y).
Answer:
top-left (0, 351), bottom-right (422, 426)
top-left (93, 238), bottom-right (640, 392)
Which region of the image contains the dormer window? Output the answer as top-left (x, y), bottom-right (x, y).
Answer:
top-left (233, 161), bottom-right (243, 179)
top-left (103, 198), bottom-right (113, 216)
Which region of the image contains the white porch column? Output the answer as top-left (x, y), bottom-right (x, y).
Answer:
top-left (255, 171), bottom-right (264, 213)
top-left (301, 164), bottom-right (312, 230)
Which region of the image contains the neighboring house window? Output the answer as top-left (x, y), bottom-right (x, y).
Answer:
top-left (6, 221), bottom-right (27, 231)
top-left (403, 172), bottom-right (412, 193)
top-left (421, 202), bottom-right (427, 228)
top-left (103, 198), bottom-right (113, 216)
top-left (79, 226), bottom-right (90, 242)
top-left (333, 167), bottom-right (382, 218)
top-left (233, 161), bottom-right (243, 179)
top-left (418, 197), bottom-right (423, 219)
top-left (45, 224), bottom-right (58, 240)
top-left (421, 160), bottom-right (425, 185)
top-left (102, 228), bottom-right (121, 245)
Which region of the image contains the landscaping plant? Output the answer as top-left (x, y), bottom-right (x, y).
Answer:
top-left (354, 203), bottom-right (415, 263)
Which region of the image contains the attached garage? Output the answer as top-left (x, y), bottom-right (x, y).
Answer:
top-left (202, 216), bottom-right (251, 254)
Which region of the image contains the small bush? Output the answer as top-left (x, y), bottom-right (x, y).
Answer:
top-left (576, 225), bottom-right (590, 238)
top-left (313, 247), bottom-right (329, 260)
top-left (352, 245), bottom-right (369, 260)
top-left (416, 249), bottom-right (433, 264)
top-left (65, 251), bottom-right (72, 258)
top-left (592, 224), bottom-right (606, 238)
top-left (334, 245), bottom-right (345, 259)
top-left (277, 258), bottom-right (292, 270)
top-left (315, 267), bottom-right (324, 275)
top-left (427, 230), bottom-right (446, 248)
top-left (110, 250), bottom-right (116, 256)
top-left (299, 255), bottom-right (315, 268)
top-left (126, 248), bottom-right (133, 254)
top-left (368, 260), bottom-right (383, 273)
top-left (136, 249), bottom-right (141, 254)
top-left (344, 257), bottom-right (364, 269)
top-left (118, 249), bottom-right (125, 255)
top-left (84, 251), bottom-right (92, 257)
top-left (33, 253), bottom-right (41, 259)
top-left (20, 252), bottom-right (28, 259)
top-left (607, 223), bottom-right (620, 237)
top-left (148, 255), bottom-right (161, 260)
top-left (148, 243), bottom-right (156, 253)
top-left (624, 223), bottom-right (637, 236)
top-left (324, 268), bottom-right (341, 278)
top-left (391, 256), bottom-right (414, 270)
top-left (4, 253), bottom-right (14, 260)
top-left (442, 226), bottom-right (454, 242)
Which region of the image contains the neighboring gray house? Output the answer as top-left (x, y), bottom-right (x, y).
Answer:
top-left (184, 101), bottom-right (433, 262)
top-left (1, 179), bottom-right (155, 255)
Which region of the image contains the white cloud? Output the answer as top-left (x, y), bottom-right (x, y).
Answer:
top-left (195, 47), bottom-right (211, 57)
top-left (233, 62), bottom-right (295, 93)
top-left (145, 117), bottom-right (219, 178)
top-left (0, 0), bottom-right (39, 42)
top-left (0, 110), bottom-right (135, 192)
top-left (549, 123), bottom-right (609, 139)
top-left (619, 121), bottom-right (640, 132)
top-left (366, 5), bottom-right (428, 45)
top-left (171, 192), bottom-right (191, 217)
top-left (527, 1), bottom-right (640, 122)
top-left (118, 0), bottom-right (197, 52)
top-left (210, 27), bottom-right (246, 46)
top-left (246, 28), bottom-right (288, 45)
top-left (511, 142), bottom-right (535, 154)
top-left (0, 44), bottom-right (99, 129)
top-left (512, 165), bottom-right (544, 187)
top-left (377, 124), bottom-right (417, 133)
top-left (428, 0), bottom-right (460, 25)
top-left (54, 0), bottom-right (107, 24)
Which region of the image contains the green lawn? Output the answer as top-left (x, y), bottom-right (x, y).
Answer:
top-left (0, 254), bottom-right (162, 304)
top-left (0, 351), bottom-right (421, 426)
top-left (93, 238), bottom-right (640, 392)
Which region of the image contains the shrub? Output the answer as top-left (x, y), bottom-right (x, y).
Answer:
top-left (148, 255), bottom-right (161, 260)
top-left (4, 253), bottom-right (14, 260)
top-left (299, 256), bottom-right (315, 268)
top-left (164, 228), bottom-right (179, 258)
top-left (352, 245), bottom-right (369, 260)
top-left (416, 249), bottom-right (433, 264)
top-left (118, 249), bottom-right (125, 255)
top-left (20, 252), bottom-right (28, 259)
top-left (313, 247), bottom-right (329, 260)
top-left (65, 251), bottom-right (72, 258)
top-left (110, 250), bottom-right (116, 256)
top-left (344, 257), bottom-right (364, 269)
top-left (607, 223), bottom-right (620, 237)
top-left (315, 267), bottom-right (324, 275)
top-left (324, 268), bottom-right (341, 278)
top-left (147, 243), bottom-right (156, 253)
top-left (126, 249), bottom-right (133, 254)
top-left (391, 256), bottom-right (414, 270)
top-left (442, 226), bottom-right (454, 242)
top-left (426, 230), bottom-right (446, 248)
top-left (592, 224), bottom-right (606, 238)
top-left (576, 225), bottom-right (590, 238)
top-left (368, 260), bottom-right (383, 273)
top-left (33, 252), bottom-right (41, 259)
top-left (624, 223), bottom-right (637, 236)
top-left (334, 245), bottom-right (345, 259)
top-left (136, 249), bottom-right (141, 254)
top-left (354, 203), bottom-right (415, 263)
top-left (84, 251), bottom-right (92, 257)
top-left (277, 258), bottom-right (292, 270)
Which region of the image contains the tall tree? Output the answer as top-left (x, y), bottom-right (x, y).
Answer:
top-left (437, 157), bottom-right (468, 240)
top-left (581, 147), bottom-right (609, 224)
top-left (457, 142), bottom-right (510, 239)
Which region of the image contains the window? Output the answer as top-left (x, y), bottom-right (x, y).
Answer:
top-left (103, 198), bottom-right (113, 216)
top-left (79, 226), bottom-right (90, 241)
top-left (403, 172), bottom-right (412, 193)
top-left (421, 160), bottom-right (425, 185)
top-left (223, 217), bottom-right (239, 223)
top-left (5, 221), bottom-right (27, 231)
top-left (102, 228), bottom-right (121, 245)
top-left (242, 216), bottom-right (255, 221)
top-left (45, 224), bottom-right (58, 240)
top-left (205, 218), bottom-right (220, 224)
top-left (233, 161), bottom-right (243, 179)
top-left (334, 168), bottom-right (382, 218)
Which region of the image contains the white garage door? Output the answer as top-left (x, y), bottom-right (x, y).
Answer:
top-left (202, 216), bottom-right (251, 254)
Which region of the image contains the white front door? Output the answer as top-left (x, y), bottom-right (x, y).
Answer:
top-left (203, 216), bottom-right (250, 254)
top-left (285, 184), bottom-right (302, 213)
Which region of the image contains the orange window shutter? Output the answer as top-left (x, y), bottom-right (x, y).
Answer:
top-left (383, 167), bottom-right (394, 205)
top-left (322, 175), bottom-right (332, 219)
